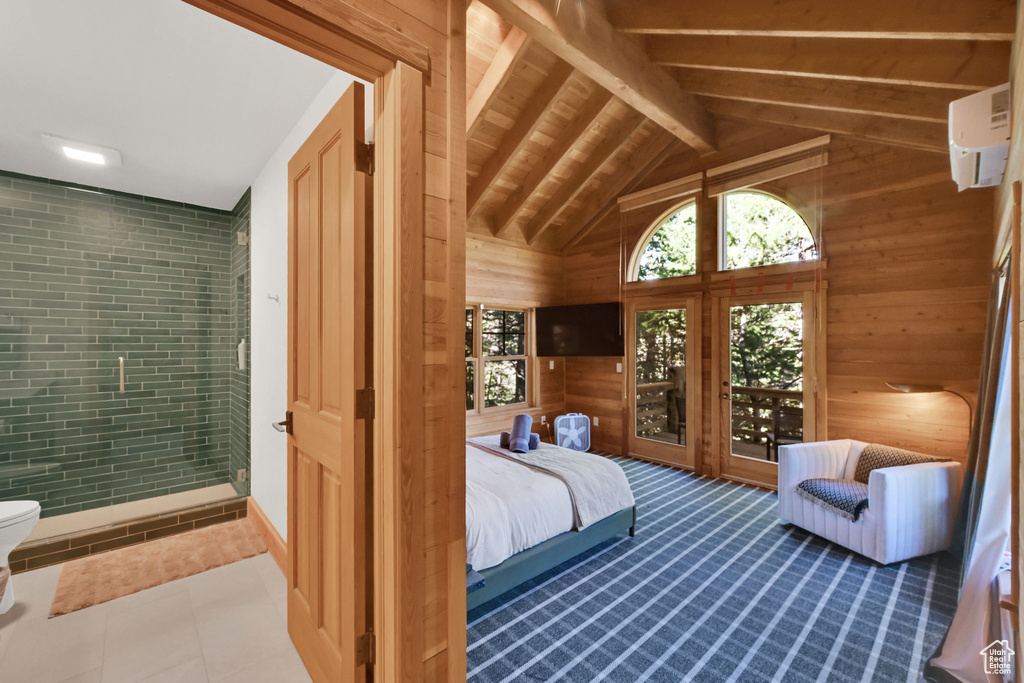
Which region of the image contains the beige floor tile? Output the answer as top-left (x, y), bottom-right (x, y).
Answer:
top-left (2, 565), bottom-right (60, 624)
top-left (217, 646), bottom-right (311, 683)
top-left (0, 602), bottom-right (107, 683)
top-left (195, 599), bottom-right (294, 682)
top-left (57, 668), bottom-right (103, 683)
top-left (184, 559), bottom-right (268, 613)
top-left (138, 657), bottom-right (208, 683)
top-left (253, 555), bottom-right (286, 602)
top-left (102, 592), bottom-right (201, 683)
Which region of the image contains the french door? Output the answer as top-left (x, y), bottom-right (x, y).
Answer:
top-left (712, 288), bottom-right (823, 488)
top-left (287, 82), bottom-right (373, 683)
top-left (626, 297), bottom-right (701, 470)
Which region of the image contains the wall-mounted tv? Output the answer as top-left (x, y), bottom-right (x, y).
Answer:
top-left (535, 302), bottom-right (623, 357)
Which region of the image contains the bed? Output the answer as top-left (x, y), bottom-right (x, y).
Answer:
top-left (465, 434), bottom-right (636, 611)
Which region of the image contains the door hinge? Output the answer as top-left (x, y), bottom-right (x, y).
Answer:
top-left (356, 142), bottom-right (374, 176)
top-left (356, 388), bottom-right (375, 420)
top-left (356, 630), bottom-right (376, 666)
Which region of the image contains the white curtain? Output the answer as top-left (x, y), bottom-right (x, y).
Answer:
top-left (927, 311), bottom-right (1012, 682)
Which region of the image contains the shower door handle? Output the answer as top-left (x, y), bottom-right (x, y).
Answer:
top-left (118, 357), bottom-right (125, 394)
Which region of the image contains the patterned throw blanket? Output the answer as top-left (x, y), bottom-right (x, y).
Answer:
top-left (0, 566), bottom-right (8, 601)
top-left (796, 444), bottom-right (948, 521)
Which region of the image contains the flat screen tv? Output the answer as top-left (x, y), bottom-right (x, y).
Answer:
top-left (535, 302), bottom-right (623, 357)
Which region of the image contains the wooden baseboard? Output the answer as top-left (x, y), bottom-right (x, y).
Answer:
top-left (247, 496), bottom-right (287, 578)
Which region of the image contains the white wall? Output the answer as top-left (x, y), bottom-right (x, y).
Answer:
top-left (249, 71), bottom-right (372, 539)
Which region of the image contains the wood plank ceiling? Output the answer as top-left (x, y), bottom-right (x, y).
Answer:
top-left (465, 0), bottom-right (1014, 252)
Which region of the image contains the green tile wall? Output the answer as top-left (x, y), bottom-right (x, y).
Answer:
top-left (0, 170), bottom-right (251, 518)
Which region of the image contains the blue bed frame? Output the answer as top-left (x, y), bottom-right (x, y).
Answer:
top-left (467, 505), bottom-right (636, 611)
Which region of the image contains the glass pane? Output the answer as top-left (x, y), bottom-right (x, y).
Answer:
top-left (484, 359), bottom-right (527, 408)
top-left (729, 302), bottom-right (804, 462)
top-left (465, 308), bottom-right (474, 358)
top-left (482, 309), bottom-right (525, 357)
top-left (635, 309), bottom-right (687, 445)
top-left (723, 191), bottom-right (817, 270)
top-left (637, 203), bottom-right (697, 280)
top-left (466, 361), bottom-right (476, 411)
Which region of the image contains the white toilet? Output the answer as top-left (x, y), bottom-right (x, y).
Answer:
top-left (0, 501), bottom-right (41, 614)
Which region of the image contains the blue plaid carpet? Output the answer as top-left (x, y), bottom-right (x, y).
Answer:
top-left (467, 455), bottom-right (960, 682)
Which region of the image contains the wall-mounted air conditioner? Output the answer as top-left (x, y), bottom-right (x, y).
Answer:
top-left (949, 83), bottom-right (1011, 192)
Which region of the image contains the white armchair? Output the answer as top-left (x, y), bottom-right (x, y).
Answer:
top-left (778, 439), bottom-right (963, 565)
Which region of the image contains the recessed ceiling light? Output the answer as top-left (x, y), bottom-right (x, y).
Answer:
top-left (41, 134), bottom-right (123, 168)
top-left (62, 146), bottom-right (106, 165)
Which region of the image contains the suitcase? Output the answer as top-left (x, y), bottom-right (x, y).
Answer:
top-left (554, 413), bottom-right (591, 452)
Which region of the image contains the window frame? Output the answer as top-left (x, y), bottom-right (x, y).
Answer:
top-left (716, 189), bottom-right (819, 274)
top-left (465, 303), bottom-right (532, 415)
top-left (627, 198), bottom-right (701, 284)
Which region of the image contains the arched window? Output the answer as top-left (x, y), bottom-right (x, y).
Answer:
top-left (631, 201), bottom-right (697, 281)
top-left (720, 191), bottom-right (817, 270)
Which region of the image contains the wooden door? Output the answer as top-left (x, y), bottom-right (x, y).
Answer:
top-left (712, 289), bottom-right (820, 488)
top-left (626, 297), bottom-right (701, 470)
top-left (287, 82), bottom-right (372, 683)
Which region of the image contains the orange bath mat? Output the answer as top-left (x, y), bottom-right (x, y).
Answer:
top-left (50, 518), bottom-right (267, 617)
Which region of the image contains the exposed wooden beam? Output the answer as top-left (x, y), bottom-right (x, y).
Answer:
top-left (674, 68), bottom-right (959, 123)
top-left (560, 133), bottom-right (680, 251)
top-left (704, 98), bottom-right (948, 154)
top-left (467, 61), bottom-right (574, 218)
top-left (478, 0), bottom-right (716, 151)
top-left (605, 0), bottom-right (1016, 41)
top-left (525, 113), bottom-right (645, 244)
top-left (467, 26), bottom-right (529, 139)
top-left (492, 88), bottom-right (614, 237)
top-left (646, 35), bottom-right (1010, 91)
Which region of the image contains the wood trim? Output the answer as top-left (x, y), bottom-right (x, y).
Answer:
top-left (446, 0), bottom-right (469, 675)
top-left (707, 135), bottom-right (830, 178)
top-left (618, 172), bottom-right (703, 212)
top-left (479, 0), bottom-right (716, 151)
top-left (708, 154), bottom-right (827, 197)
top-left (707, 259), bottom-right (828, 283)
top-left (182, 0), bottom-right (429, 80)
top-left (248, 496), bottom-right (288, 578)
top-left (373, 61), bottom-right (426, 683)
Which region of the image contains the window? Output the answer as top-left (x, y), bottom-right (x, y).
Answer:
top-left (466, 306), bottom-right (528, 411)
top-left (465, 308), bottom-right (476, 411)
top-left (632, 201), bottom-right (697, 281)
top-left (720, 191), bottom-right (816, 270)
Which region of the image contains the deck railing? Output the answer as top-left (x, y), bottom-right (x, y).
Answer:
top-left (730, 385), bottom-right (803, 459)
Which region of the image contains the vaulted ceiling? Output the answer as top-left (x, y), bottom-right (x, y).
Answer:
top-left (466, 0), bottom-right (1014, 251)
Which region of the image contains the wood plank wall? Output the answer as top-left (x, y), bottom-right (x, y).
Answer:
top-left (562, 124), bottom-right (993, 467)
top-left (466, 235), bottom-right (567, 438)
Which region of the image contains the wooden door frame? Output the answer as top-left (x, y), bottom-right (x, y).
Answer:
top-left (180, 2), bottom-right (465, 682)
top-left (710, 281), bottom-right (827, 488)
top-left (624, 295), bottom-right (702, 471)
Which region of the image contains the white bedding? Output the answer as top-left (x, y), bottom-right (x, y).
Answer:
top-left (466, 443), bottom-right (574, 571)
